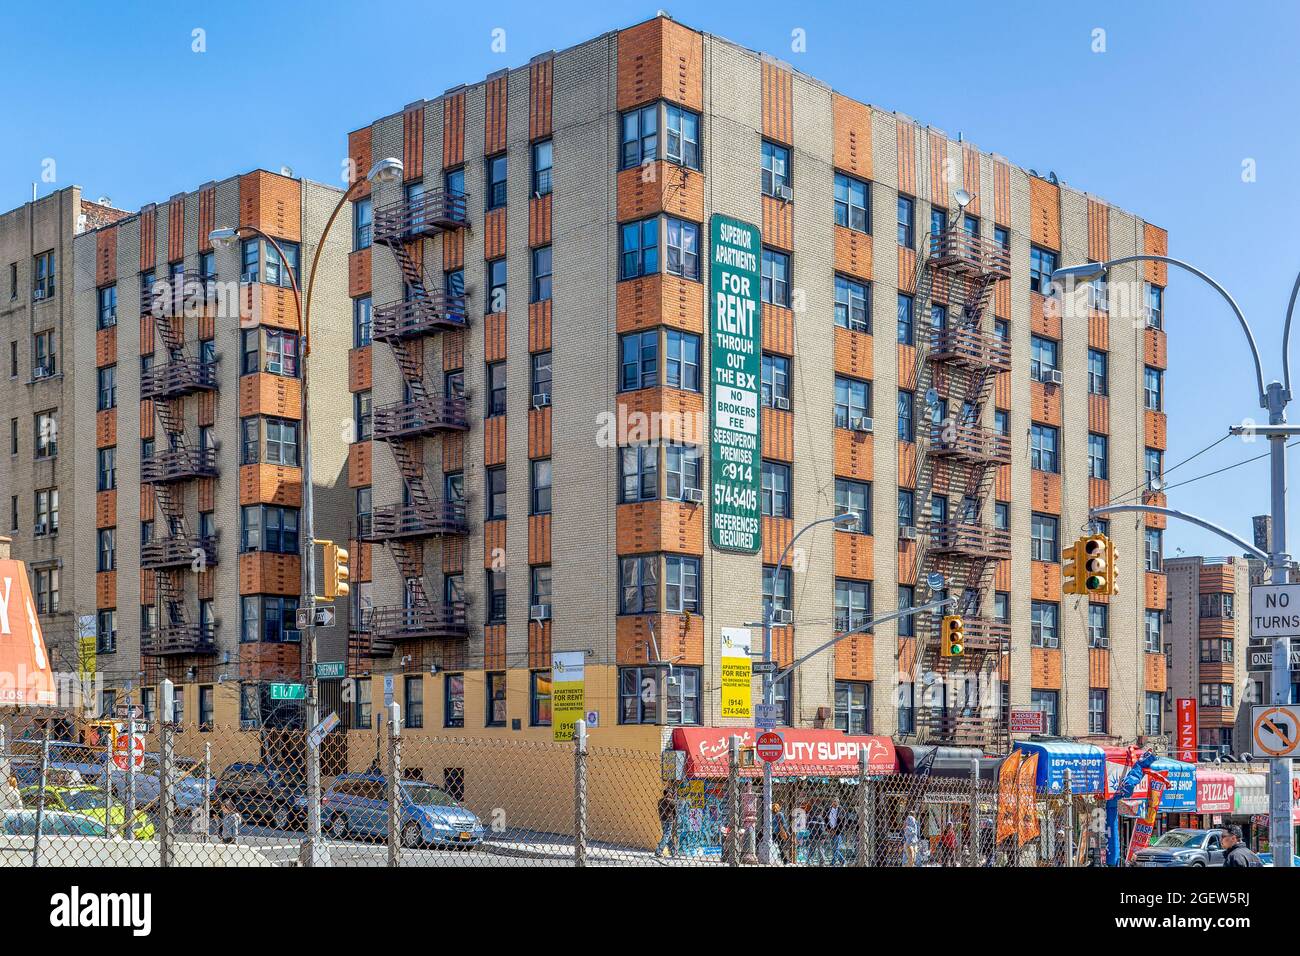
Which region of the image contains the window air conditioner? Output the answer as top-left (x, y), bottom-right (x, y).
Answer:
top-left (683, 487), bottom-right (705, 504)
top-left (1043, 369), bottom-right (1064, 386)
top-left (851, 416), bottom-right (874, 433)
top-left (900, 525), bottom-right (919, 541)
top-left (33, 289), bottom-right (45, 301)
top-left (531, 392), bottom-right (551, 409)
top-left (774, 396), bottom-right (790, 411)
top-left (530, 604), bottom-right (551, 621)
top-left (773, 609), bottom-right (794, 625)
top-left (776, 184), bottom-right (793, 202)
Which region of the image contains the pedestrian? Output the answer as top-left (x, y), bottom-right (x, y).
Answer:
top-left (904, 812), bottom-right (920, 867)
top-left (1222, 825), bottom-right (1263, 867)
top-left (219, 798), bottom-right (241, 845)
top-left (825, 796), bottom-right (845, 866)
top-left (940, 822), bottom-right (957, 866)
top-left (773, 801), bottom-right (793, 864)
top-left (655, 786), bottom-right (677, 858)
top-left (807, 797), bottom-right (829, 865)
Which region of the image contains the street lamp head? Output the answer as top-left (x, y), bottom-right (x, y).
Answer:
top-left (367, 157), bottom-right (403, 185)
top-left (832, 513), bottom-right (859, 531)
top-left (208, 227), bottom-right (241, 249)
top-left (1051, 262), bottom-right (1107, 284)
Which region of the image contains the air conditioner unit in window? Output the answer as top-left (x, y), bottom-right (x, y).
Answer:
top-left (682, 487), bottom-right (705, 504)
top-left (776, 184), bottom-right (793, 202)
top-left (265, 361), bottom-right (283, 375)
top-left (32, 365), bottom-right (50, 379)
top-left (899, 525), bottom-right (918, 541)
top-left (774, 396), bottom-right (790, 411)
top-left (1043, 369), bottom-right (1064, 386)
top-left (1045, 636), bottom-right (1060, 649)
top-left (530, 604), bottom-right (551, 621)
top-left (33, 289), bottom-right (45, 301)
top-left (531, 392), bottom-right (551, 409)
top-left (772, 609), bottom-right (794, 625)
top-left (33, 522), bottom-right (47, 536)
top-left (851, 416), bottom-right (874, 433)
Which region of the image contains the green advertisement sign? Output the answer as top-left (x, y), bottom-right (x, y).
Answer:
top-left (709, 214), bottom-right (762, 553)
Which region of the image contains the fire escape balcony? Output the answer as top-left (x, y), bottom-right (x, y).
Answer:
top-left (373, 396), bottom-right (469, 441)
top-left (369, 602), bottom-right (469, 642)
top-left (928, 324), bottom-right (1012, 372)
top-left (140, 359), bottom-right (219, 401)
top-left (144, 270), bottom-right (217, 318)
top-left (928, 229), bottom-right (1012, 280)
top-left (141, 622), bottom-right (218, 657)
top-left (373, 189), bottom-right (469, 243)
top-left (928, 421), bottom-right (1012, 465)
top-left (928, 521), bottom-right (1011, 560)
top-left (140, 534), bottom-right (219, 571)
top-left (141, 448), bottom-right (218, 484)
top-left (364, 501), bottom-right (468, 542)
top-left (372, 292), bottom-right (468, 342)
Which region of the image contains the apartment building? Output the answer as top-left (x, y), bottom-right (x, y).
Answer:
top-left (69, 170), bottom-right (353, 729)
top-left (1163, 555), bottom-right (1257, 759)
top-left (341, 13), bottom-right (1170, 749)
top-left (0, 187), bottom-right (129, 676)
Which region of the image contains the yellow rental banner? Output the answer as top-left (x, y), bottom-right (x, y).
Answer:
top-left (551, 651), bottom-right (586, 742)
top-left (719, 627), bottom-right (753, 719)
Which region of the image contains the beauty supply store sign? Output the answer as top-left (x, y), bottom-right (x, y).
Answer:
top-left (709, 214), bottom-right (762, 553)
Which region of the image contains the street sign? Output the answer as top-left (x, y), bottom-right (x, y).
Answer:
top-left (315, 661), bottom-right (346, 680)
top-left (1250, 583), bottom-right (1300, 639)
top-left (585, 710), bottom-right (599, 728)
top-left (1252, 704), bottom-right (1300, 758)
top-left (296, 604), bottom-right (336, 629)
top-left (751, 660), bottom-right (778, 675)
top-left (755, 731), bottom-right (784, 763)
top-left (755, 703), bottom-right (778, 730)
top-left (269, 683), bottom-right (306, 701)
top-left (383, 674), bottom-right (395, 709)
top-left (1247, 642), bottom-right (1300, 672)
top-left (113, 732), bottom-right (145, 772)
top-left (1009, 710), bottom-right (1044, 734)
top-left (308, 711), bottom-right (340, 750)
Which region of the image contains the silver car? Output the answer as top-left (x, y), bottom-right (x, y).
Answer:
top-left (1132, 828), bottom-right (1227, 867)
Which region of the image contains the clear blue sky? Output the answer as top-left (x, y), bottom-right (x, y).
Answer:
top-left (4, 0), bottom-right (1297, 559)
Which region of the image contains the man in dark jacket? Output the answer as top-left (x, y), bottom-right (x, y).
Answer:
top-left (1222, 825), bottom-right (1263, 867)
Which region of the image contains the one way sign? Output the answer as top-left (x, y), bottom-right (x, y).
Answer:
top-left (296, 605), bottom-right (336, 629)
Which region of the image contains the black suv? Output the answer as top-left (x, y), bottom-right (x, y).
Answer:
top-left (214, 762), bottom-right (307, 831)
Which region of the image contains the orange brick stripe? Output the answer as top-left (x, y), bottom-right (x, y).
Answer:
top-left (832, 94), bottom-right (872, 179)
top-left (485, 73), bottom-right (508, 156)
top-left (349, 127), bottom-right (374, 198)
top-left (962, 145), bottom-right (980, 216)
top-left (761, 59), bottom-right (793, 145)
top-left (444, 92), bottom-right (465, 167)
top-left (198, 187), bottom-right (216, 252)
top-left (167, 197), bottom-right (184, 263)
top-left (1029, 176), bottom-right (1061, 250)
top-left (530, 56), bottom-right (554, 141)
top-left (1087, 199), bottom-right (1110, 263)
top-left (139, 207), bottom-right (156, 271)
top-left (928, 130), bottom-right (948, 204)
top-left (993, 161), bottom-right (1011, 226)
top-left (96, 226), bottom-right (118, 285)
top-left (896, 122), bottom-right (917, 196)
top-left (403, 105), bottom-right (425, 182)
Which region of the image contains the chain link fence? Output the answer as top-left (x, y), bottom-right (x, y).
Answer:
top-left (0, 711), bottom-right (1101, 867)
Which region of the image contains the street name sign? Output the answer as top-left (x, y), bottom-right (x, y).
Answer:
top-left (315, 661), bottom-right (346, 679)
top-left (1250, 583), bottom-right (1300, 639)
top-left (269, 683), bottom-right (306, 701)
top-left (709, 213), bottom-right (762, 553)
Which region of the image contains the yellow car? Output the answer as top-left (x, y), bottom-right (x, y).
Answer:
top-left (19, 785), bottom-right (155, 840)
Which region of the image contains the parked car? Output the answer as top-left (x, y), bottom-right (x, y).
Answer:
top-left (1258, 853), bottom-right (1300, 867)
top-left (0, 808), bottom-right (115, 838)
top-left (7, 740), bottom-right (107, 783)
top-left (99, 753), bottom-right (215, 814)
top-left (323, 772), bottom-right (484, 848)
top-left (214, 763), bottom-right (307, 830)
top-left (19, 785), bottom-right (154, 840)
top-left (1131, 828), bottom-right (1227, 867)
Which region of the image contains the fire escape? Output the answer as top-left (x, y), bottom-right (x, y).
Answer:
top-left (357, 188), bottom-right (471, 669)
top-left (139, 272), bottom-right (220, 661)
top-left (905, 227), bottom-right (1012, 752)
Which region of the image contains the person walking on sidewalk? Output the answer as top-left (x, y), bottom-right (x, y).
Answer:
top-left (655, 787), bottom-right (677, 858)
top-left (904, 812), bottom-right (920, 866)
top-left (1222, 825), bottom-right (1263, 867)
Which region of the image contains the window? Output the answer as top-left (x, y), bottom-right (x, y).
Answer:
top-left (1145, 692), bottom-right (1162, 736)
top-left (897, 195), bottom-right (915, 248)
top-left (664, 443), bottom-right (702, 501)
top-left (1145, 610), bottom-right (1163, 653)
top-left (353, 678), bottom-right (372, 730)
top-left (33, 567), bottom-right (59, 614)
top-left (761, 461), bottom-right (791, 518)
top-left (994, 409), bottom-right (1009, 437)
top-left (1030, 513), bottom-right (1058, 562)
top-left (353, 296), bottom-right (372, 347)
top-left (834, 275), bottom-right (870, 332)
top-left (198, 686), bottom-right (214, 732)
top-left (896, 293), bottom-right (914, 345)
top-left (665, 330), bottom-right (700, 391)
top-left (664, 556), bottom-right (700, 614)
top-left (443, 675), bottom-right (463, 728)
top-left (761, 141), bottom-right (791, 198)
top-left (834, 479), bottom-right (871, 534)
top-left (1200, 637), bottom-right (1234, 663)
top-left (620, 217), bottom-right (659, 280)
top-left (664, 217), bottom-right (700, 280)
top-left (97, 447), bottom-right (116, 492)
top-left (1088, 689), bottom-right (1108, 735)
top-left (619, 330), bottom-right (658, 391)
top-left (1144, 366), bottom-right (1163, 411)
top-left (761, 353), bottom-right (790, 408)
top-left (353, 391), bottom-right (371, 441)
top-left (834, 376), bottom-right (870, 429)
top-left (1145, 448), bottom-right (1163, 490)
top-left (97, 285), bottom-right (117, 329)
top-left (263, 417), bottom-right (299, 466)
top-left (994, 226), bottom-right (1010, 251)
top-left (531, 139), bottom-right (553, 196)
top-left (487, 361), bottom-right (507, 417)
top-left (897, 390), bottom-right (914, 442)
top-left (1031, 601), bottom-right (1059, 647)
top-left (994, 501), bottom-right (1009, 532)
top-left (621, 102), bottom-right (700, 170)
top-left (1031, 690), bottom-right (1060, 736)
top-left (7, 418), bottom-right (13, 456)
top-left (761, 248), bottom-right (790, 307)
top-left (34, 488), bottom-right (57, 535)
top-left (486, 466), bottom-right (507, 520)
top-left (1088, 433), bottom-right (1108, 480)
top-left (898, 489), bottom-right (915, 529)
top-left (8, 496), bottom-right (14, 532)
top-left (33, 250), bottom-right (54, 299)
top-left (1088, 348), bottom-right (1108, 396)
top-left (1200, 593), bottom-right (1235, 619)
top-left (896, 681), bottom-right (915, 735)
top-left (664, 103), bottom-right (700, 169)
top-left (531, 351), bottom-right (551, 404)
top-left (487, 258), bottom-right (507, 313)
top-left (531, 459), bottom-right (552, 515)
top-left (7, 262), bottom-right (14, 300)
top-left (620, 666), bottom-right (660, 724)
top-left (9, 341), bottom-right (16, 377)
top-left (898, 585), bottom-right (915, 637)
top-left (486, 673), bottom-right (507, 727)
top-left (1200, 683), bottom-right (1234, 708)
top-left (930, 207), bottom-right (948, 238)
top-left (353, 194), bottom-right (372, 250)
top-left (95, 365), bottom-right (116, 411)
top-left (486, 569), bottom-right (506, 624)
top-left (994, 592), bottom-right (1010, 623)
top-left (531, 565), bottom-right (552, 615)
top-left (1088, 603), bottom-right (1109, 648)
top-left (240, 504), bottom-right (300, 554)
top-left (835, 681), bottom-right (870, 735)
top-left (240, 417), bottom-right (259, 464)
top-left (1146, 283), bottom-right (1164, 329)
top-left (834, 174), bottom-right (870, 233)
top-left (620, 555), bottom-right (658, 614)
top-left (97, 528), bottom-right (116, 573)
top-left (486, 154), bottom-right (507, 209)
top-left (531, 671), bottom-right (553, 726)
top-left (762, 565), bottom-right (792, 618)
top-left (834, 579), bottom-right (871, 633)
top-left (1145, 528), bottom-right (1163, 572)
top-left (1030, 335), bottom-right (1059, 382)
top-left (1029, 245), bottom-right (1058, 294)
top-left (620, 444), bottom-right (658, 503)
top-left (262, 328), bottom-right (300, 377)
top-left (262, 240), bottom-right (299, 289)
top-left (32, 330), bottom-right (56, 377)
top-left (529, 245), bottom-right (552, 302)
top-left (1030, 423), bottom-right (1059, 473)
top-left (445, 167), bottom-right (465, 200)
top-left (96, 609), bottom-right (117, 654)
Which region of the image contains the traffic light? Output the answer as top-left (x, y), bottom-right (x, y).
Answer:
top-left (1063, 533), bottom-right (1117, 596)
top-left (324, 541), bottom-right (350, 599)
top-left (940, 615), bottom-right (965, 657)
top-left (1062, 538), bottom-right (1083, 594)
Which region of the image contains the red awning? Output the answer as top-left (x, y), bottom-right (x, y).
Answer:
top-left (671, 727), bottom-right (897, 778)
top-left (1196, 769), bottom-right (1236, 813)
top-left (0, 559), bottom-right (56, 706)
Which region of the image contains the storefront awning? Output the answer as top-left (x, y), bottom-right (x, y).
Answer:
top-left (1195, 768), bottom-right (1236, 814)
top-left (1224, 769), bottom-right (1268, 816)
top-left (1012, 741), bottom-right (1105, 794)
top-left (1102, 748), bottom-right (1196, 811)
top-left (896, 745), bottom-right (1001, 781)
top-left (670, 727), bottom-right (897, 778)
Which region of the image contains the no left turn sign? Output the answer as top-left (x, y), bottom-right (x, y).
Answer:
top-left (1252, 704), bottom-right (1300, 758)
